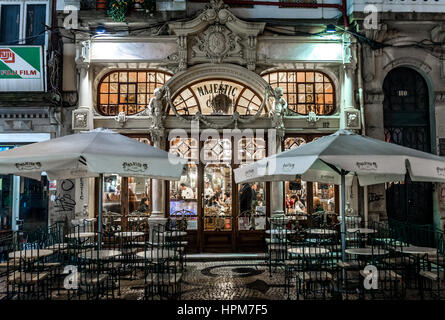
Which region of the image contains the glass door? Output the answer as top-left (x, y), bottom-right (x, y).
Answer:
top-left (200, 138), bottom-right (234, 252)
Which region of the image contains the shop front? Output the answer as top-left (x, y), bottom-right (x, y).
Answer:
top-left (70, 0), bottom-right (360, 253)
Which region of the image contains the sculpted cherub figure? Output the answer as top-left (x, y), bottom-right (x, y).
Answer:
top-left (268, 86), bottom-right (288, 129)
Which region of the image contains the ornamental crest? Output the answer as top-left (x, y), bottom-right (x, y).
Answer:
top-left (191, 25), bottom-right (243, 63)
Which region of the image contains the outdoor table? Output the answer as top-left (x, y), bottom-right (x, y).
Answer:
top-left (345, 247), bottom-right (389, 266)
top-left (346, 228), bottom-right (377, 247)
top-left (45, 243), bottom-right (69, 250)
top-left (115, 232), bottom-right (145, 238)
top-left (288, 247), bottom-right (330, 256)
top-left (395, 246), bottom-right (437, 290)
top-left (266, 229), bottom-right (296, 235)
top-left (345, 248), bottom-right (389, 256)
top-left (9, 249), bottom-right (54, 260)
top-left (395, 246), bottom-right (437, 256)
top-left (78, 249), bottom-right (121, 260)
top-left (136, 250), bottom-right (177, 260)
top-left (306, 228), bottom-right (337, 235)
top-left (347, 228), bottom-right (377, 234)
top-left (66, 232), bottom-right (97, 239)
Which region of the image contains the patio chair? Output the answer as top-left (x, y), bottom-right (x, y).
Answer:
top-left (266, 216), bottom-right (289, 276)
top-left (143, 223), bottom-right (182, 300)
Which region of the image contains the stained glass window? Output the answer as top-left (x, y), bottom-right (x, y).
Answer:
top-left (97, 70), bottom-right (172, 116)
top-left (169, 79), bottom-right (264, 116)
top-left (263, 71), bottom-right (335, 115)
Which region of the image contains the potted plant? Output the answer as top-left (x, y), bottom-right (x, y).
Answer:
top-left (107, 0), bottom-right (130, 22)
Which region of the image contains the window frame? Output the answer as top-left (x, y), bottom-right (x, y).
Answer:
top-left (0, 0), bottom-right (49, 47)
top-left (96, 69), bottom-right (173, 116)
top-left (262, 70), bottom-right (336, 116)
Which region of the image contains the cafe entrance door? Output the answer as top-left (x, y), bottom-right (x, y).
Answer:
top-left (168, 136), bottom-right (268, 253)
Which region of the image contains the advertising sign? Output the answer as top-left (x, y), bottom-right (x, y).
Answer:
top-left (0, 46), bottom-right (45, 92)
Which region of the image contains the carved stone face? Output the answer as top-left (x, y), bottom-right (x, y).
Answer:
top-left (154, 88), bottom-right (163, 99)
top-left (274, 87), bottom-right (284, 97)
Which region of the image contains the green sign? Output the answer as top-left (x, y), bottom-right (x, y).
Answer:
top-left (0, 46), bottom-right (44, 91)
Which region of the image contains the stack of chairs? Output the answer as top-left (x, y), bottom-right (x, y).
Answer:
top-left (143, 223), bottom-right (182, 300)
top-left (267, 216), bottom-right (289, 276)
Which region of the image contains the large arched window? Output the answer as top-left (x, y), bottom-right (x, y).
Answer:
top-left (262, 70), bottom-right (336, 115)
top-left (97, 70), bottom-right (172, 116)
top-left (168, 79), bottom-right (265, 116)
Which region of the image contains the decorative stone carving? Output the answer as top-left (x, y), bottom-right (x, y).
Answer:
top-left (269, 87), bottom-right (287, 130)
top-left (4, 120), bottom-right (33, 131)
top-left (191, 24), bottom-right (243, 64)
top-left (72, 108), bottom-right (93, 131)
top-left (306, 111), bottom-right (319, 127)
top-left (168, 0), bottom-right (264, 69)
top-left (343, 108), bottom-right (361, 130)
top-left (114, 111), bottom-right (127, 127)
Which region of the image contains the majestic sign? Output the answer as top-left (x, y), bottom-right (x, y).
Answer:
top-left (0, 46), bottom-right (45, 92)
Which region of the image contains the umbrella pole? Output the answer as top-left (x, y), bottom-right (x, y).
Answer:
top-left (340, 170), bottom-right (346, 262)
top-left (98, 173), bottom-right (103, 251)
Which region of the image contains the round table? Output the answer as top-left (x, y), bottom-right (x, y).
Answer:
top-left (9, 249), bottom-right (54, 259)
top-left (79, 249), bottom-right (122, 260)
top-left (306, 228), bottom-right (337, 235)
top-left (395, 246), bottom-right (436, 256)
top-left (347, 228), bottom-right (377, 234)
top-left (136, 250), bottom-right (177, 260)
top-left (115, 232), bottom-right (145, 238)
top-left (45, 243), bottom-right (68, 250)
top-left (161, 231), bottom-right (187, 238)
top-left (288, 247), bottom-right (330, 256)
top-left (266, 229), bottom-right (296, 235)
top-left (66, 232), bottom-right (97, 239)
top-left (345, 248), bottom-right (389, 256)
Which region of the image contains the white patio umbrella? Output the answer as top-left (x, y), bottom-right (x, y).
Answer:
top-left (0, 128), bottom-right (186, 248)
top-left (234, 129), bottom-right (445, 261)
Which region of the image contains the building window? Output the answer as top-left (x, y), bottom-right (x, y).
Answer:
top-left (263, 71), bottom-right (335, 115)
top-left (97, 70), bottom-right (172, 116)
top-left (283, 135), bottom-right (336, 217)
top-left (0, 2), bottom-right (47, 46)
top-left (169, 79), bottom-right (265, 116)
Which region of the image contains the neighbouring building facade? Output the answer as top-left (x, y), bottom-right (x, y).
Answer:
top-left (1, 0), bottom-right (445, 252)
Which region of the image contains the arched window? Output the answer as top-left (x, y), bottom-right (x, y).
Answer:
top-left (97, 70), bottom-right (172, 116)
top-left (262, 71), bottom-right (335, 115)
top-left (169, 79), bottom-right (264, 116)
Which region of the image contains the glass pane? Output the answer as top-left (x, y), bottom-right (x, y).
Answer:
top-left (0, 5), bottom-right (20, 44)
top-left (0, 174), bottom-right (13, 231)
top-left (104, 175), bottom-right (122, 213)
top-left (203, 138), bottom-right (232, 162)
top-left (313, 182), bottom-right (335, 213)
top-left (204, 164), bottom-right (232, 232)
top-left (129, 177), bottom-right (151, 213)
top-left (238, 180), bottom-right (267, 231)
top-left (20, 176), bottom-right (48, 233)
top-left (169, 164), bottom-right (198, 230)
top-left (26, 4), bottom-right (46, 45)
top-left (284, 137), bottom-right (308, 219)
top-left (284, 179), bottom-right (308, 215)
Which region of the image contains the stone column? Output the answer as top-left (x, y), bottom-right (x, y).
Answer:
top-left (269, 129), bottom-right (285, 219)
top-left (147, 131), bottom-right (167, 242)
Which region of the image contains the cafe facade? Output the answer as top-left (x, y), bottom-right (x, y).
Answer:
top-left (63, 0), bottom-right (364, 253)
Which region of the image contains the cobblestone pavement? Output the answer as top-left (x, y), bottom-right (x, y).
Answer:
top-left (180, 260), bottom-right (291, 300)
top-left (0, 260), bottom-right (431, 300)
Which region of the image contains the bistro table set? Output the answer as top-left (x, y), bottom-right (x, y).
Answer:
top-left (0, 219), bottom-right (187, 300)
top-left (266, 215), bottom-right (445, 300)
